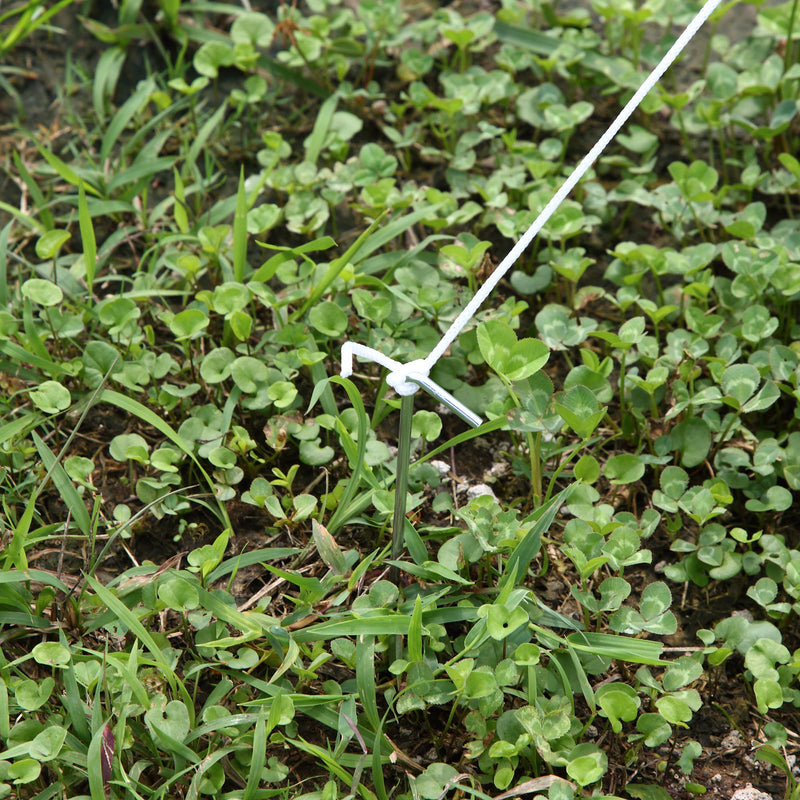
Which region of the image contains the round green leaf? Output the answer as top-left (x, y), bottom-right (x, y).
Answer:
top-left (109, 433), bottom-right (150, 463)
top-left (65, 455), bottom-right (95, 487)
top-left (464, 669), bottom-right (498, 699)
top-left (15, 677), bottom-right (54, 710)
top-left (663, 656), bottom-right (704, 691)
top-left (412, 410), bottom-right (442, 442)
top-left (231, 11), bottom-right (275, 46)
top-left (574, 454), bottom-right (600, 483)
top-left (640, 582), bottom-right (672, 619)
top-left (566, 743), bottom-right (607, 786)
top-left (30, 725), bottom-right (68, 761)
top-left (660, 466), bottom-right (688, 499)
top-left (8, 758), bottom-right (41, 784)
top-left (504, 336), bottom-right (550, 381)
top-left (308, 301), bottom-right (347, 338)
top-left (21, 278), bottom-right (63, 307)
top-left (200, 347), bottom-right (235, 384)
top-left (595, 682), bottom-right (640, 733)
top-left (169, 308), bottom-right (209, 341)
top-left (636, 712), bottom-right (672, 747)
top-left (29, 381), bottom-right (71, 414)
top-left (35, 229), bottom-right (71, 260)
top-left (208, 446), bottom-right (236, 469)
top-left (299, 439), bottom-right (334, 465)
top-left (194, 41), bottom-right (235, 78)
top-left (145, 699), bottom-right (191, 743)
top-left (486, 605), bottom-right (528, 640)
top-left (655, 695), bottom-right (693, 724)
top-left (292, 493), bottom-right (317, 521)
top-left (671, 418), bottom-right (711, 468)
top-left (158, 576), bottom-right (200, 610)
top-left (212, 282), bottom-right (250, 315)
top-left (555, 385), bottom-right (605, 438)
top-left (477, 319), bottom-right (516, 373)
top-left (754, 678), bottom-right (784, 713)
top-left (267, 380), bottom-right (298, 409)
top-left (32, 641), bottom-right (71, 667)
top-left (604, 453), bottom-right (645, 485)
top-left (230, 356), bottom-right (268, 393)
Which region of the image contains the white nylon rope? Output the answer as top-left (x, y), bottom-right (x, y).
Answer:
top-left (341, 0), bottom-right (724, 423)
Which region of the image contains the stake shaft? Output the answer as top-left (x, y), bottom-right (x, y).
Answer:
top-left (392, 394), bottom-right (415, 563)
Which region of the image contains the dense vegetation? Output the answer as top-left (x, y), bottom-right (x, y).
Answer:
top-left (2, 0), bottom-right (800, 798)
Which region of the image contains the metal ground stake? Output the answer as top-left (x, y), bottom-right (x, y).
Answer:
top-left (391, 394), bottom-right (414, 660)
top-left (391, 394), bottom-right (415, 567)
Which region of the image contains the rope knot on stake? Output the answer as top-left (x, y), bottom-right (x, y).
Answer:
top-left (386, 359), bottom-right (428, 397)
top-left (340, 341), bottom-right (482, 427)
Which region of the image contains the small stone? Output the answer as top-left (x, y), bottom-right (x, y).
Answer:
top-left (730, 784), bottom-right (772, 800)
top-left (466, 483), bottom-right (497, 501)
top-left (721, 730), bottom-right (745, 750)
top-left (486, 461), bottom-right (509, 478)
top-left (430, 459), bottom-right (451, 479)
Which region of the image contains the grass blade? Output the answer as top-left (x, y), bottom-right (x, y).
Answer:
top-left (32, 431), bottom-right (92, 537)
top-left (327, 377), bottom-right (372, 534)
top-left (185, 101), bottom-right (227, 179)
top-left (233, 165), bottom-right (247, 282)
top-left (407, 595), bottom-right (423, 663)
top-left (100, 76), bottom-right (155, 163)
top-left (13, 151), bottom-right (53, 231)
top-left (305, 93), bottom-right (337, 166)
top-left (173, 167), bottom-right (189, 234)
top-left (243, 712), bottom-right (267, 800)
top-left (292, 614), bottom-right (421, 643)
top-left (356, 636), bottom-right (379, 730)
top-left (78, 183), bottom-right (97, 305)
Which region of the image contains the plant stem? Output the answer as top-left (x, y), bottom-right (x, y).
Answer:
top-left (785, 0), bottom-right (799, 77)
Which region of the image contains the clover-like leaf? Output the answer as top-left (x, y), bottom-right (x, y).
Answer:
top-left (158, 575), bottom-right (199, 611)
top-left (194, 41), bottom-right (235, 78)
top-left (35, 229), bottom-right (71, 260)
top-left (554, 385), bottom-right (606, 438)
top-left (30, 725), bottom-right (68, 762)
top-left (662, 656), bottom-right (704, 692)
top-left (721, 363), bottom-right (760, 408)
top-left (636, 713), bottom-right (672, 747)
top-left (477, 319), bottom-right (549, 382)
top-left (414, 763), bottom-right (460, 800)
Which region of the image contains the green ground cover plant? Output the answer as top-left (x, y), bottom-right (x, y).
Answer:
top-left (1, 0), bottom-right (800, 798)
